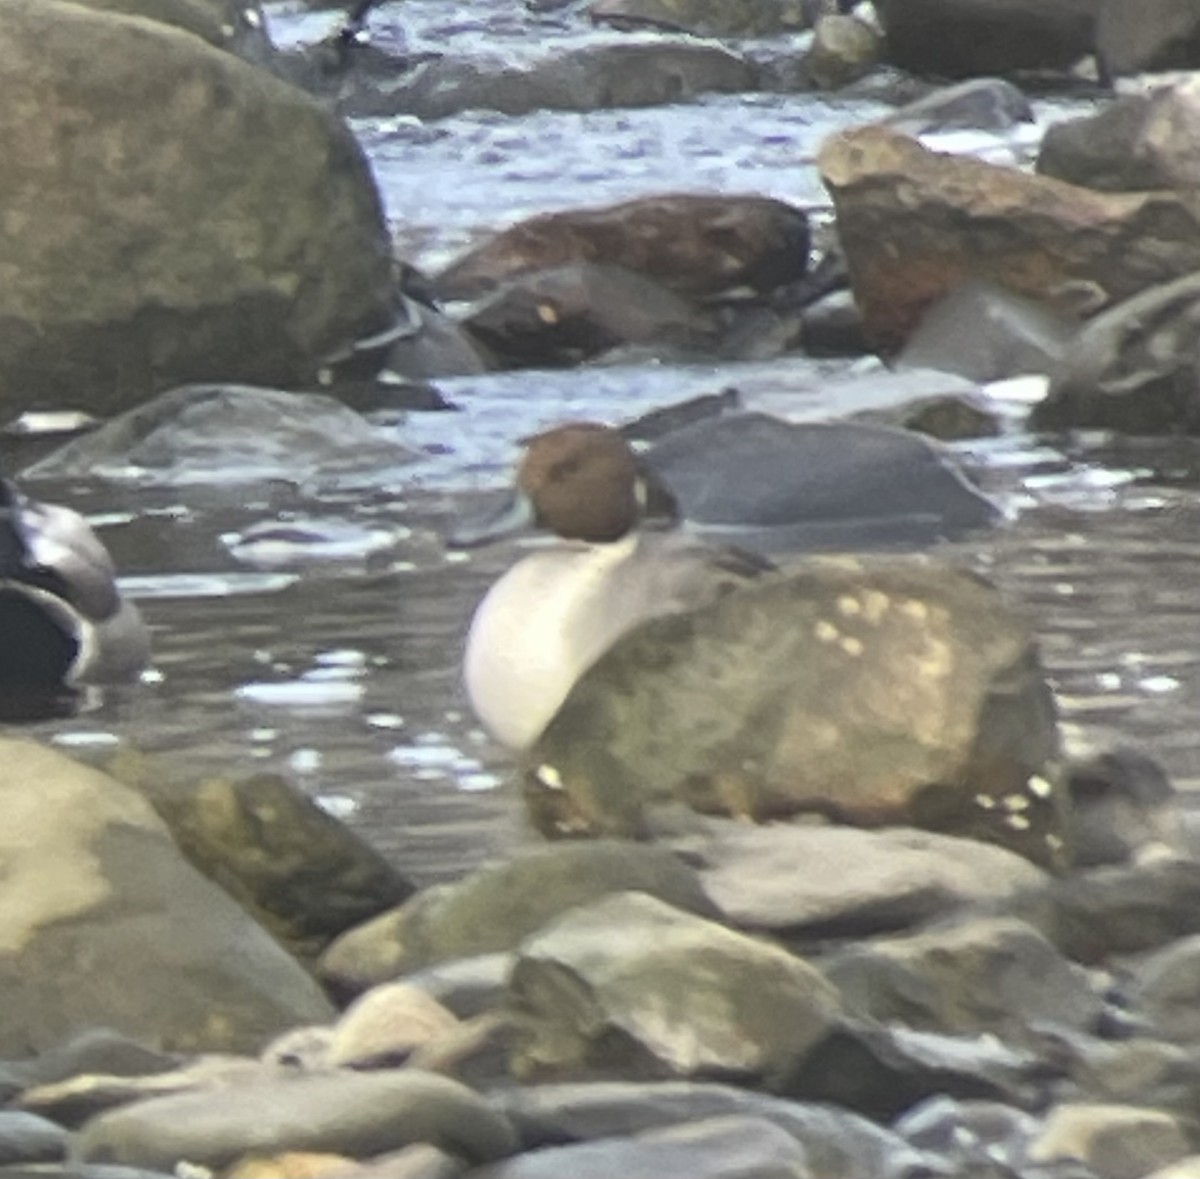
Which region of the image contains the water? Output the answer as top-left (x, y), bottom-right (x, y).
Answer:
top-left (17, 5), bottom-right (1200, 885)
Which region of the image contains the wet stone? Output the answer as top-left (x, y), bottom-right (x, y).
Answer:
top-left (0, 1110), bottom-right (69, 1164)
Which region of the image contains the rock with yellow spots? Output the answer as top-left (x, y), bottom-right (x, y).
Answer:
top-left (525, 557), bottom-right (1070, 868)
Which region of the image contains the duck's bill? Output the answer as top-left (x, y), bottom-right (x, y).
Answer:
top-left (445, 489), bottom-right (536, 549)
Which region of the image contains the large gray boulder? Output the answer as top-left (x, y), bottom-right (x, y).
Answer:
top-left (0, 737), bottom-right (334, 1055)
top-left (0, 0), bottom-right (394, 417)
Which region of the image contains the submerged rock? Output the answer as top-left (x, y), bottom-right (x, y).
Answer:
top-left (23, 385), bottom-right (418, 485)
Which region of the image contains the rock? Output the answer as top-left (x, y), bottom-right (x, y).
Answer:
top-left (1038, 80), bottom-right (1200, 193)
top-left (1026, 1102), bottom-right (1193, 1179)
top-left (1096, 0), bottom-right (1200, 76)
top-left (1032, 273), bottom-right (1200, 434)
top-left (882, 78), bottom-right (1035, 135)
top-left (0, 1110), bottom-right (69, 1164)
top-left (525, 558), bottom-right (1069, 870)
top-left (691, 822), bottom-right (1046, 937)
top-left (589, 0), bottom-right (810, 37)
top-left (896, 280), bottom-right (1080, 382)
top-left (225, 1153), bottom-right (358, 1179)
top-left (1064, 747), bottom-right (1183, 867)
top-left (434, 194), bottom-right (809, 304)
top-left (329, 983), bottom-right (461, 1068)
top-left (1001, 856), bottom-right (1200, 964)
top-left (0, 0), bottom-right (393, 416)
top-left (23, 385), bottom-right (418, 485)
top-left (403, 955), bottom-right (513, 1020)
top-left (72, 0), bottom-right (272, 61)
top-left (1148, 1158), bottom-right (1200, 1179)
top-left (823, 917), bottom-right (1103, 1044)
top-left (467, 1115), bottom-right (815, 1179)
top-left (895, 1096), bottom-right (1038, 1172)
top-left (803, 14), bottom-right (882, 90)
top-left (325, 41), bottom-right (759, 121)
top-left (784, 1020), bottom-right (1042, 1119)
top-left (508, 892), bottom-right (841, 1084)
top-left (461, 263), bottom-right (713, 369)
top-left (493, 1080), bottom-right (939, 1179)
top-left (0, 1027), bottom-right (181, 1096)
top-left (818, 125), bottom-right (1200, 352)
top-left (851, 393), bottom-right (1003, 442)
top-left (0, 737), bottom-right (333, 1056)
top-left (74, 1070), bottom-right (518, 1171)
top-left (1124, 935), bottom-right (1200, 1043)
top-left (119, 763), bottom-right (415, 963)
top-left (343, 1143), bottom-right (466, 1179)
top-left (871, 0), bottom-right (1097, 77)
top-left (319, 840), bottom-right (718, 995)
top-left (640, 413), bottom-right (999, 551)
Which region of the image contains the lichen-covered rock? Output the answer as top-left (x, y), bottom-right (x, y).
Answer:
top-left (0, 738), bottom-right (333, 1055)
top-left (526, 558), bottom-right (1068, 869)
top-left (0, 0), bottom-right (393, 416)
top-left (819, 125), bottom-right (1200, 352)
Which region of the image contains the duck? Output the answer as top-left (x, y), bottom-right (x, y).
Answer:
top-left (0, 476), bottom-right (149, 711)
top-left (448, 422), bottom-right (771, 750)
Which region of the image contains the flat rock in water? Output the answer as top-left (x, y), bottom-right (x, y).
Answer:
top-left (74, 1070), bottom-right (518, 1172)
top-left (526, 557), bottom-right (1068, 869)
top-left (23, 385), bottom-right (418, 484)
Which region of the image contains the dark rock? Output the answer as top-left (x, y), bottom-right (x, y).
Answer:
top-left (322, 40), bottom-right (759, 121)
top-left (434, 194), bottom-right (809, 304)
top-left (883, 77), bottom-right (1036, 134)
top-left (1096, 0), bottom-right (1200, 76)
top-left (0, 0), bottom-right (393, 417)
top-left (0, 738), bottom-right (333, 1057)
top-left (641, 412), bottom-right (999, 550)
top-left (493, 1080), bottom-right (936, 1179)
top-left (1038, 79), bottom-right (1200, 193)
top-left (526, 559), bottom-right (1068, 869)
top-left (819, 125), bottom-right (1200, 353)
top-left (121, 765), bottom-right (415, 963)
top-left (589, 0), bottom-right (811, 37)
top-left (823, 917), bottom-right (1104, 1045)
top-left (1033, 273), bottom-right (1200, 435)
top-left (508, 892), bottom-right (841, 1084)
top-left (461, 263), bottom-right (713, 369)
top-left (897, 280), bottom-right (1080, 382)
top-left (872, 0), bottom-right (1098, 78)
top-left (319, 840), bottom-right (718, 996)
top-left (0, 1111), bottom-right (69, 1164)
top-left (851, 393), bottom-right (1003, 442)
top-left (783, 1020), bottom-right (1046, 1119)
top-left (74, 1070), bottom-right (518, 1172)
top-left (23, 385), bottom-right (418, 485)
top-left (468, 1115), bottom-right (814, 1179)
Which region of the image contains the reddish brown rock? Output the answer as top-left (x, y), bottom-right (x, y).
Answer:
top-left (433, 194), bottom-right (810, 304)
top-left (818, 126), bottom-right (1200, 352)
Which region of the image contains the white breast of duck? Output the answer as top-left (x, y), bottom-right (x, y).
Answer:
top-left (452, 423), bottom-right (768, 751)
